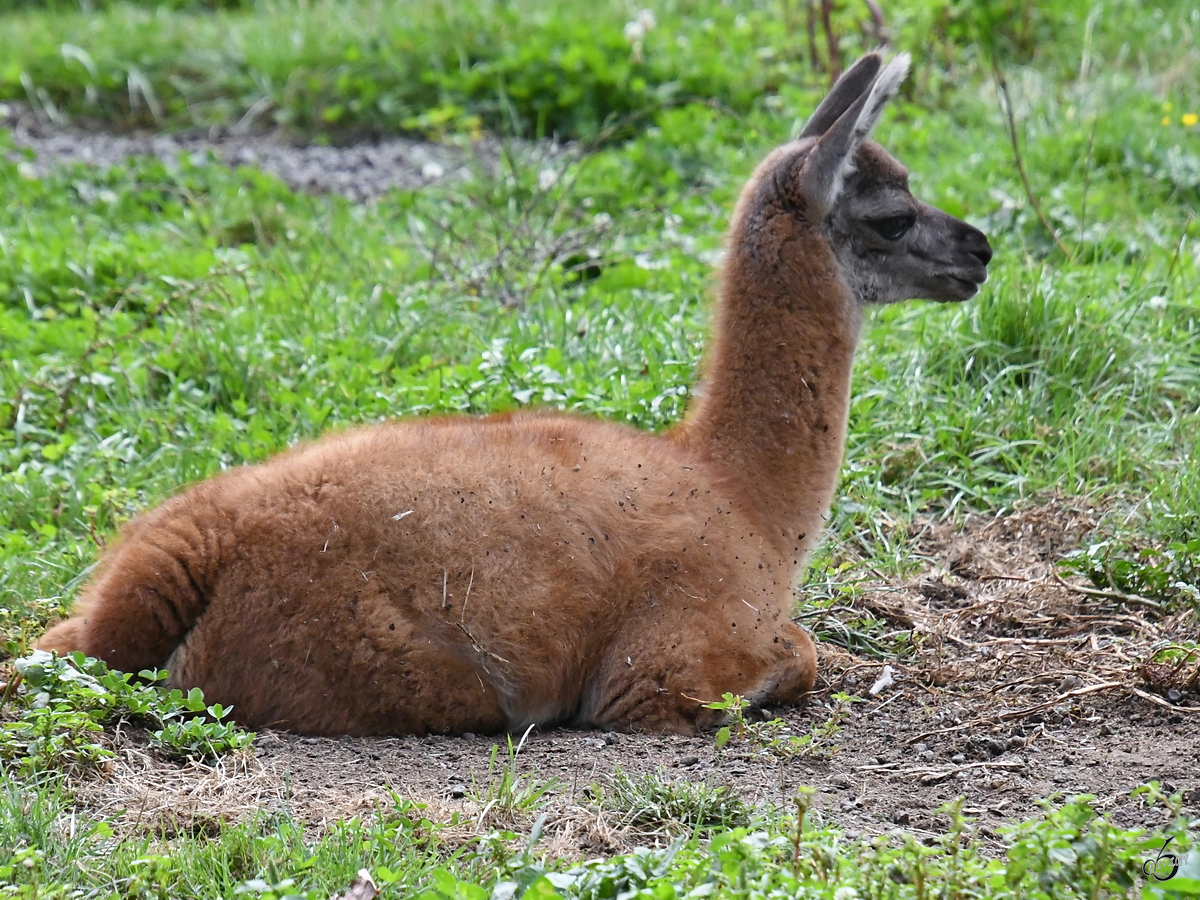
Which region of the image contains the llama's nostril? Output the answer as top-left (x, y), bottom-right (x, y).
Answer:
top-left (973, 242), bottom-right (993, 267)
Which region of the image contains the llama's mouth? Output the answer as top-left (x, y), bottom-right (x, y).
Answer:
top-left (938, 273), bottom-right (987, 301)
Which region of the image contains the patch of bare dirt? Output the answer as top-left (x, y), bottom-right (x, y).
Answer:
top-left (2, 101), bottom-right (514, 202)
top-left (64, 499), bottom-right (1199, 851)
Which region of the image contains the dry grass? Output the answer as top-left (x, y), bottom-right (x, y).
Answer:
top-left (821, 498), bottom-right (1200, 739)
top-left (62, 733), bottom-right (666, 858)
top-left (68, 744), bottom-right (286, 838)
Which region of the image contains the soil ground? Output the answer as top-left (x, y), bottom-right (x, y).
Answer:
top-left (68, 500), bottom-right (1199, 854)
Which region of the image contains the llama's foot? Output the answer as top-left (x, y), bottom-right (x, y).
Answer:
top-left (32, 585), bottom-right (189, 675)
top-left (756, 620), bottom-right (817, 707)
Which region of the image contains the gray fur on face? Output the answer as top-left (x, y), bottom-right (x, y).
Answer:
top-left (783, 51), bottom-right (993, 305)
top-left (820, 141), bottom-right (992, 306)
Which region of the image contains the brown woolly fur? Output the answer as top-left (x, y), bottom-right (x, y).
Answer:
top-left (38, 53), bottom-right (991, 736)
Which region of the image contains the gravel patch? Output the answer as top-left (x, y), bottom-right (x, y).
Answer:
top-left (2, 101), bottom-right (516, 201)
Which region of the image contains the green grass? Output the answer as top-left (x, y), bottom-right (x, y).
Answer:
top-left (1, 0), bottom-right (1200, 895)
top-left (471, 728), bottom-right (561, 827)
top-left (592, 768), bottom-right (752, 835)
top-left (0, 775), bottom-right (1195, 898)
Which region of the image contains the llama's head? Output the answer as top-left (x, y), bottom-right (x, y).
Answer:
top-left (741, 52), bottom-right (992, 306)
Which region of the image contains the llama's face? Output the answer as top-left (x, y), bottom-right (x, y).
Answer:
top-left (767, 51), bottom-right (992, 306)
top-left (820, 141), bottom-right (993, 306)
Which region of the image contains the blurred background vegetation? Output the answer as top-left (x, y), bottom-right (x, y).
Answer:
top-left (1, 0), bottom-right (1189, 141)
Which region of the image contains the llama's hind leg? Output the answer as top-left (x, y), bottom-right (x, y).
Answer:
top-left (35, 514), bottom-right (214, 674)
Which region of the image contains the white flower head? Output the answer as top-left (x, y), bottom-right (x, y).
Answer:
top-left (637, 8), bottom-right (657, 30)
top-left (538, 168), bottom-right (559, 190)
top-left (624, 20), bottom-right (645, 43)
top-left (834, 888), bottom-right (859, 900)
top-left (1147, 295), bottom-right (1168, 310)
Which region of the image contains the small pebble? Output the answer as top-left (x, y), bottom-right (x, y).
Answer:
top-left (1058, 674), bottom-right (1082, 694)
top-left (603, 732), bottom-right (620, 746)
top-left (448, 783), bottom-right (467, 799)
top-left (461, 732), bottom-right (476, 740)
top-left (951, 753), bottom-right (966, 764)
top-left (676, 754), bottom-right (700, 767)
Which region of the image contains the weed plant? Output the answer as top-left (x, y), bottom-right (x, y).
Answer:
top-left (2, 650), bottom-right (254, 773)
top-left (704, 691), bottom-right (856, 760)
top-left (2, 767), bottom-right (1189, 898)
top-left (471, 727), bottom-right (560, 827)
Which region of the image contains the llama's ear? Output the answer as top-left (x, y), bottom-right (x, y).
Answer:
top-left (797, 53), bottom-right (884, 140)
top-left (797, 52), bottom-right (911, 219)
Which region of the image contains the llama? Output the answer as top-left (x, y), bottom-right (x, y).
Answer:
top-left (37, 52), bottom-right (991, 736)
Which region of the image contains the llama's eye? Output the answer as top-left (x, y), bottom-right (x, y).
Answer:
top-left (866, 215), bottom-right (915, 241)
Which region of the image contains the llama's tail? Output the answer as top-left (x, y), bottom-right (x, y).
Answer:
top-left (36, 496), bottom-right (218, 675)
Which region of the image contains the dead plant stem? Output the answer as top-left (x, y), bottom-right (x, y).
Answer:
top-left (989, 53), bottom-right (1075, 261)
top-left (1051, 572), bottom-right (1164, 611)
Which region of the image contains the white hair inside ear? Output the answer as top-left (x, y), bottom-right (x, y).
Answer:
top-left (815, 52), bottom-right (910, 212)
top-left (832, 52), bottom-right (912, 188)
top-left (853, 53), bottom-right (911, 148)
top-left (796, 52), bottom-right (912, 218)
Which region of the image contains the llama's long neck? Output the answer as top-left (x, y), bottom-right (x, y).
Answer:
top-left (674, 204), bottom-right (863, 564)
